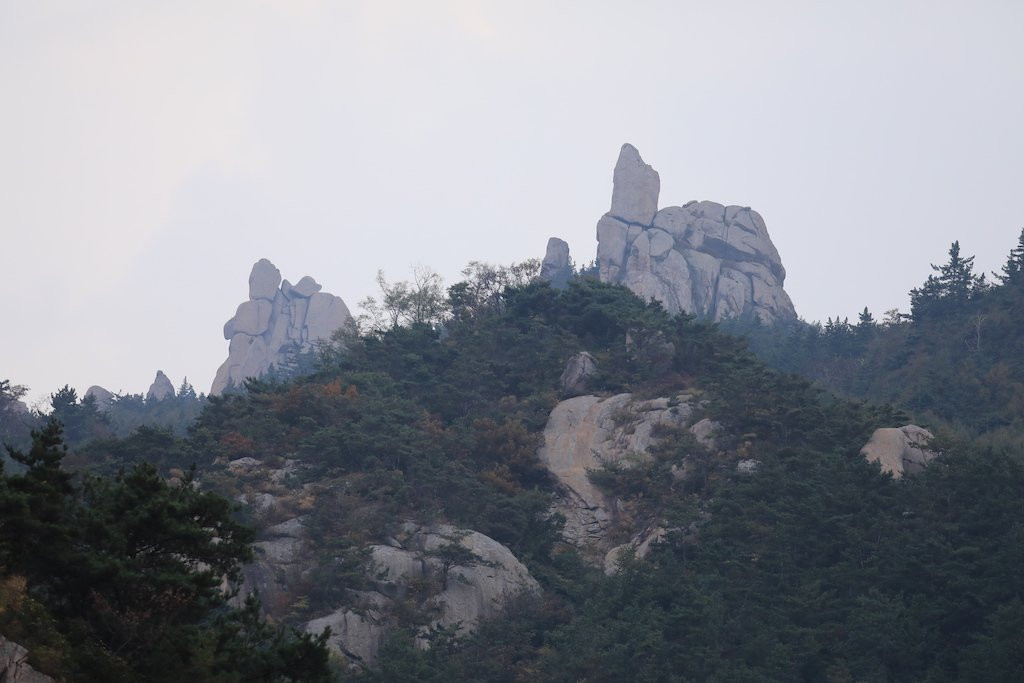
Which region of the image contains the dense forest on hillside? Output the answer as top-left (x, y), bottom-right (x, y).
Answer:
top-left (2, 249), bottom-right (1024, 680)
top-left (0, 380), bottom-right (206, 462)
top-left (733, 230), bottom-right (1024, 448)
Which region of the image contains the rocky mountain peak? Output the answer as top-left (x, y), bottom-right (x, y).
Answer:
top-left (541, 144), bottom-right (797, 324)
top-left (598, 143), bottom-right (797, 323)
top-left (146, 370), bottom-right (175, 401)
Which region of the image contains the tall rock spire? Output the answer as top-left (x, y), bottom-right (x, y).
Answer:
top-left (609, 143), bottom-right (660, 225)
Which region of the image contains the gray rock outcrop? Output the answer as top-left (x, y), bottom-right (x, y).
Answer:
top-left (4, 397), bottom-right (29, 415)
top-left (303, 523), bottom-right (538, 667)
top-left (860, 425), bottom-right (937, 478)
top-left (212, 259), bottom-right (352, 395)
top-left (241, 516), bottom-right (307, 616)
top-left (559, 352), bottom-right (597, 397)
top-left (589, 144), bottom-right (796, 324)
top-left (539, 237), bottom-right (573, 288)
top-left (145, 371), bottom-right (175, 401)
top-left (537, 393), bottom-right (694, 549)
top-left (603, 526), bottom-right (667, 575)
top-left (689, 417), bottom-right (719, 449)
top-left (305, 592), bottom-right (390, 667)
top-left (84, 385), bottom-right (114, 410)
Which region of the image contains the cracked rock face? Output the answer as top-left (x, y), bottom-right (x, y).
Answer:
top-left (595, 144), bottom-right (797, 324)
top-left (211, 259), bottom-right (351, 395)
top-left (537, 393), bottom-right (694, 549)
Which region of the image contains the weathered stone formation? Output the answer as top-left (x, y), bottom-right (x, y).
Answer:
top-left (84, 385), bottom-right (114, 410)
top-left (860, 425), bottom-right (937, 478)
top-left (146, 371), bottom-right (175, 401)
top-left (586, 143), bottom-right (796, 323)
top-left (211, 259), bottom-right (352, 395)
top-left (539, 237), bottom-right (573, 289)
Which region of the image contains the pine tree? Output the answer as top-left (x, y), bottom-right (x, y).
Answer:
top-left (857, 307), bottom-right (875, 327)
top-left (936, 241), bottom-right (979, 303)
top-left (0, 420), bottom-right (75, 578)
top-left (177, 377), bottom-right (197, 400)
top-left (995, 228), bottom-right (1024, 286)
top-left (910, 241), bottom-right (984, 320)
top-left (0, 423), bottom-right (331, 679)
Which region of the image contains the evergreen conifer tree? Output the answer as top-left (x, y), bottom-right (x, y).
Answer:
top-left (995, 228), bottom-right (1024, 286)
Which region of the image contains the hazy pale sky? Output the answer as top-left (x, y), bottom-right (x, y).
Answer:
top-left (3, 0), bottom-right (1023, 405)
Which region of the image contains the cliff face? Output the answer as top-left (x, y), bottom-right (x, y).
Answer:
top-left (211, 259), bottom-right (351, 394)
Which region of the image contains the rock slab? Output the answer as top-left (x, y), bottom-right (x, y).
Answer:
top-left (212, 260), bottom-right (352, 394)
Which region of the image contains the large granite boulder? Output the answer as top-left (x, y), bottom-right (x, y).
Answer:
top-left (84, 385), bottom-right (114, 410)
top-left (212, 260), bottom-right (352, 395)
top-left (860, 425), bottom-right (937, 478)
top-left (559, 144), bottom-right (797, 323)
top-left (248, 258), bottom-right (282, 300)
top-left (537, 393), bottom-right (695, 550)
top-left (146, 371), bottom-right (175, 401)
top-left (304, 592), bottom-right (390, 667)
top-left (368, 524), bottom-right (538, 631)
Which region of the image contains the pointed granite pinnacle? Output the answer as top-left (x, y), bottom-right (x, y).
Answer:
top-left (610, 143), bottom-right (660, 226)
